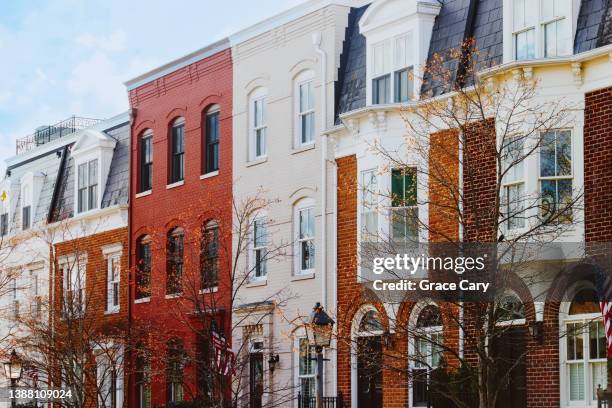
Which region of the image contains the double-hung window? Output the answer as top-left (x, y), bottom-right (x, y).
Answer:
top-left (166, 340), bottom-right (184, 404)
top-left (30, 269), bottom-right (42, 319)
top-left (63, 256), bottom-right (86, 318)
top-left (502, 137), bottom-right (525, 230)
top-left (297, 206), bottom-right (315, 274)
top-left (391, 168), bottom-right (418, 241)
top-left (107, 254), bottom-right (120, 313)
top-left (297, 338), bottom-right (316, 401)
top-left (170, 119), bottom-right (185, 184)
top-left (412, 305), bottom-right (443, 407)
top-left (539, 130), bottom-right (572, 223)
top-left (361, 170), bottom-right (378, 241)
top-left (22, 184), bottom-right (31, 230)
top-left (252, 96), bottom-right (267, 160)
top-left (542, 0), bottom-right (568, 57)
top-left (201, 221), bottom-right (219, 290)
top-left (371, 34), bottom-right (414, 105)
top-left (140, 130), bottom-right (153, 192)
top-left (252, 218), bottom-right (267, 280)
top-left (136, 236), bottom-right (151, 300)
top-left (166, 228), bottom-right (184, 295)
top-left (297, 79), bottom-right (315, 146)
top-left (513, 0), bottom-right (536, 60)
top-left (78, 159), bottom-right (98, 213)
top-left (205, 108), bottom-right (220, 174)
top-left (372, 42), bottom-right (391, 105)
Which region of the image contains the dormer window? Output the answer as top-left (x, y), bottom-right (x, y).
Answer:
top-left (371, 34), bottom-right (414, 105)
top-left (78, 159), bottom-right (98, 213)
top-left (508, 0), bottom-right (571, 61)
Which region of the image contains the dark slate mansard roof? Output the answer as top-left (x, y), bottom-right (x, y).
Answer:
top-left (334, 0), bottom-right (612, 113)
top-left (50, 120), bottom-right (130, 222)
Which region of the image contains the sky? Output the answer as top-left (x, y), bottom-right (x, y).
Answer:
top-left (0, 0), bottom-right (304, 172)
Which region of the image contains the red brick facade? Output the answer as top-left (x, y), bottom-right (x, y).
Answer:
top-left (53, 226), bottom-right (129, 408)
top-left (128, 47), bottom-right (233, 406)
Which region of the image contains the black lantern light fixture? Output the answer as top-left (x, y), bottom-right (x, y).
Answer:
top-left (268, 354), bottom-right (280, 373)
top-left (3, 350), bottom-right (23, 408)
top-left (528, 320), bottom-right (544, 344)
top-left (305, 303), bottom-right (335, 408)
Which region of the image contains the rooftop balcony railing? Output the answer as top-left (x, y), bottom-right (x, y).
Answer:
top-left (15, 116), bottom-right (102, 155)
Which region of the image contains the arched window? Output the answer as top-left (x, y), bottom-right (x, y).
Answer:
top-left (169, 118), bottom-right (185, 184)
top-left (166, 228), bottom-right (184, 295)
top-left (200, 220), bottom-right (219, 290)
top-left (358, 310), bottom-right (383, 333)
top-left (136, 235), bottom-right (152, 300)
top-left (294, 70), bottom-right (315, 147)
top-left (139, 129), bottom-right (153, 193)
top-left (562, 285), bottom-right (607, 404)
top-left (411, 304), bottom-right (443, 407)
top-left (294, 199), bottom-right (315, 275)
top-left (249, 88), bottom-right (267, 161)
top-left (203, 105), bottom-right (220, 174)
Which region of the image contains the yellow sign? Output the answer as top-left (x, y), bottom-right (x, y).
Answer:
top-left (0, 191), bottom-right (6, 202)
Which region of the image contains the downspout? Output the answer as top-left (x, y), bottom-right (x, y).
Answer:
top-left (313, 31), bottom-right (328, 309)
top-left (458, 129), bottom-right (465, 360)
top-left (313, 30), bottom-right (330, 398)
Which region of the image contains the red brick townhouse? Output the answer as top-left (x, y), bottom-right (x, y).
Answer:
top-left (125, 38), bottom-right (233, 407)
top-left (329, 1), bottom-right (612, 407)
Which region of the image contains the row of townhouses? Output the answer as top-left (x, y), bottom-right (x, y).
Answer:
top-left (2, 1), bottom-right (612, 407)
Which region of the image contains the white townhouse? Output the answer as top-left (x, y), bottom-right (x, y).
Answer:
top-left (229, 1), bottom-right (371, 406)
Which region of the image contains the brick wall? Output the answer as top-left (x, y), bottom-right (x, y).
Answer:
top-left (128, 47), bottom-right (233, 406)
top-left (584, 85), bottom-right (612, 242)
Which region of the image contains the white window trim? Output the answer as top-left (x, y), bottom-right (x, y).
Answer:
top-left (408, 302), bottom-right (443, 408)
top-left (504, 0), bottom-right (575, 62)
top-left (94, 345), bottom-right (124, 408)
top-left (294, 334), bottom-right (317, 407)
top-left (249, 88), bottom-right (268, 161)
top-left (559, 281), bottom-right (607, 407)
top-left (60, 253), bottom-right (88, 317)
top-left (251, 216), bottom-right (268, 282)
top-left (105, 253), bottom-right (121, 314)
top-left (294, 71), bottom-right (316, 148)
top-left (294, 200), bottom-right (316, 276)
top-left (75, 158), bottom-right (100, 214)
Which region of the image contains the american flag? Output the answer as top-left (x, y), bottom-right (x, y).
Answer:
top-left (596, 268), bottom-right (612, 356)
top-left (212, 329), bottom-right (236, 376)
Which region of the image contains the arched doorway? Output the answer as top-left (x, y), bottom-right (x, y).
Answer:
top-left (353, 308), bottom-right (384, 408)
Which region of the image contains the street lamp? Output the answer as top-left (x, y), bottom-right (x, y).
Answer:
top-left (306, 303), bottom-right (335, 408)
top-left (3, 350), bottom-right (23, 408)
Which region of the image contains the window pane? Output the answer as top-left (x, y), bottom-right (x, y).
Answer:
top-left (256, 128), bottom-right (266, 157)
top-left (78, 163), bottom-right (87, 189)
top-left (504, 137), bottom-right (524, 182)
top-left (89, 160), bottom-right (98, 185)
top-left (589, 321), bottom-right (607, 359)
top-left (394, 68), bottom-right (413, 103)
top-left (506, 184), bottom-right (525, 229)
top-left (569, 363), bottom-right (585, 401)
top-left (516, 29), bottom-right (535, 60)
top-left (373, 75), bottom-right (390, 104)
top-left (301, 240), bottom-right (315, 270)
top-left (540, 132), bottom-right (556, 177)
top-left (592, 362), bottom-right (607, 400)
top-left (557, 130), bottom-right (572, 176)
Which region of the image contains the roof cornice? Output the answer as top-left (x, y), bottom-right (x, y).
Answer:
top-left (124, 38), bottom-right (230, 91)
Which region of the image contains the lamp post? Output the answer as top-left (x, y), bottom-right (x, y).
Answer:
top-left (3, 350), bottom-right (23, 408)
top-left (306, 303), bottom-right (335, 408)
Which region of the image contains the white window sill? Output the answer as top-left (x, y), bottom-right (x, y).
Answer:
top-left (247, 157), bottom-right (268, 167)
top-left (134, 297), bottom-right (150, 304)
top-left (165, 293), bottom-right (182, 299)
top-left (247, 279), bottom-right (267, 288)
top-left (104, 308), bottom-right (120, 315)
top-left (199, 286), bottom-right (219, 294)
top-left (200, 171), bottom-right (219, 180)
top-left (292, 272), bottom-right (315, 281)
top-left (166, 180), bottom-right (184, 190)
top-left (292, 143), bottom-right (315, 155)
top-left (135, 190), bottom-right (152, 198)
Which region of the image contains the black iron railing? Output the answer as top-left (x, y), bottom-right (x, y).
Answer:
top-left (297, 392), bottom-right (344, 408)
top-left (598, 386), bottom-right (611, 408)
top-left (15, 116), bottom-right (101, 154)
